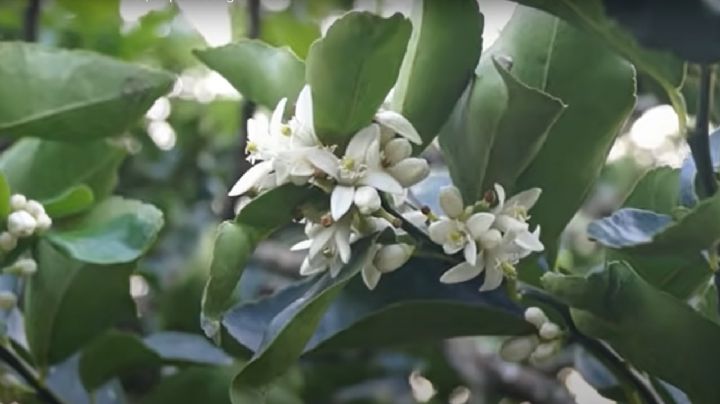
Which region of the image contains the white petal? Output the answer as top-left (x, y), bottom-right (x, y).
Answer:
top-left (362, 170), bottom-right (403, 194)
top-left (330, 258), bottom-right (344, 277)
top-left (387, 158), bottom-right (429, 187)
top-left (403, 211), bottom-right (427, 228)
top-left (270, 97), bottom-right (288, 135)
top-left (362, 264), bottom-right (382, 290)
top-left (428, 219), bottom-right (454, 245)
top-left (479, 266), bottom-right (504, 291)
top-left (439, 186), bottom-right (464, 219)
top-left (374, 110), bottom-right (421, 144)
top-left (439, 261), bottom-right (484, 284)
top-left (515, 228), bottom-right (545, 252)
top-left (507, 188), bottom-right (542, 210)
top-left (296, 85), bottom-right (314, 133)
top-left (346, 124), bottom-right (380, 159)
top-left (309, 227), bottom-right (334, 258)
top-left (335, 226), bottom-right (352, 263)
top-left (331, 185), bottom-right (355, 220)
top-left (290, 239), bottom-right (312, 251)
top-left (374, 244), bottom-right (413, 273)
top-left (300, 256), bottom-right (326, 276)
top-left (383, 138), bottom-right (412, 165)
top-left (228, 161), bottom-right (273, 196)
top-left (494, 215), bottom-right (528, 234)
top-left (306, 148), bottom-right (339, 177)
top-left (353, 186), bottom-right (381, 215)
top-left (466, 212), bottom-right (495, 240)
top-left (443, 242), bottom-right (463, 255)
top-left (366, 139), bottom-right (382, 167)
top-left (464, 240), bottom-right (477, 265)
top-left (493, 183), bottom-right (506, 209)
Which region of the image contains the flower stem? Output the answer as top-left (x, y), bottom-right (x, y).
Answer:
top-left (688, 64), bottom-right (716, 199)
top-left (0, 340), bottom-right (63, 403)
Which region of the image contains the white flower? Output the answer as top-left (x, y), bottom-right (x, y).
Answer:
top-left (539, 322), bottom-right (562, 340)
top-left (0, 232), bottom-right (16, 252)
top-left (24, 200), bottom-right (45, 218)
top-left (492, 184), bottom-right (544, 252)
top-left (35, 213), bottom-right (52, 232)
top-left (524, 307), bottom-right (548, 328)
top-left (353, 186), bottom-right (381, 215)
top-left (292, 218), bottom-right (352, 277)
top-left (361, 243), bottom-right (413, 290)
top-left (386, 158), bottom-right (429, 188)
top-left (228, 160), bottom-right (274, 196)
top-left (428, 186), bottom-right (495, 265)
top-left (383, 138), bottom-right (412, 165)
top-left (530, 341), bottom-right (561, 364)
top-left (245, 98), bottom-right (290, 163)
top-left (375, 109), bottom-right (422, 145)
top-left (5, 258), bottom-right (37, 277)
top-left (0, 291), bottom-right (17, 310)
top-left (408, 371), bottom-right (436, 403)
top-left (8, 211), bottom-right (36, 238)
top-left (9, 194), bottom-right (27, 211)
top-left (310, 124), bottom-right (404, 220)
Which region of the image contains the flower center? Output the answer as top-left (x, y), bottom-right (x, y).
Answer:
top-left (338, 156), bottom-right (367, 184)
top-left (245, 141), bottom-right (258, 155)
top-left (280, 124), bottom-right (292, 136)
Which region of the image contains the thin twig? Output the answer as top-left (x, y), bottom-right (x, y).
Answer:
top-left (688, 65), bottom-right (716, 199)
top-left (0, 342), bottom-right (63, 404)
top-left (23, 0), bottom-right (41, 42)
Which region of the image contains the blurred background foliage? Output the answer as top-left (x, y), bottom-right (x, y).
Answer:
top-left (0, 0), bottom-right (694, 403)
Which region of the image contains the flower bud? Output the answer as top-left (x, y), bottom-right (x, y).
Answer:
top-left (35, 214), bottom-right (52, 232)
top-left (387, 158), bottom-right (430, 188)
top-left (439, 186), bottom-right (464, 219)
top-left (539, 322), bottom-right (562, 340)
top-left (15, 258), bottom-right (37, 277)
top-left (8, 211), bottom-right (37, 237)
top-left (409, 371), bottom-right (436, 403)
top-left (373, 244), bottom-right (413, 273)
top-left (524, 307), bottom-right (548, 329)
top-left (353, 186), bottom-right (381, 215)
top-left (24, 200), bottom-right (45, 218)
top-left (449, 386), bottom-right (471, 404)
top-left (499, 335), bottom-right (539, 362)
top-left (383, 138), bottom-right (412, 166)
top-left (0, 291), bottom-right (17, 310)
top-left (530, 341), bottom-right (560, 364)
top-left (0, 232), bottom-right (17, 252)
top-left (9, 194), bottom-right (27, 211)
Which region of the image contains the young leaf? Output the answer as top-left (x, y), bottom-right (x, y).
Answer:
top-left (392, 0), bottom-right (483, 148)
top-left (306, 12), bottom-right (411, 145)
top-left (230, 237), bottom-right (375, 403)
top-left (45, 197), bottom-right (164, 265)
top-left (0, 172), bottom-right (10, 219)
top-left (41, 184), bottom-right (96, 219)
top-left (623, 167), bottom-right (681, 215)
top-left (79, 331), bottom-right (232, 391)
top-left (493, 6), bottom-right (636, 258)
top-left (0, 42), bottom-right (174, 141)
top-left (201, 185), bottom-right (320, 338)
top-left (543, 262), bottom-right (720, 403)
top-left (0, 139), bottom-right (125, 200)
top-left (223, 257), bottom-right (532, 355)
top-left (512, 0), bottom-right (686, 127)
top-left (194, 40), bottom-right (306, 109)
top-left (25, 241), bottom-right (137, 367)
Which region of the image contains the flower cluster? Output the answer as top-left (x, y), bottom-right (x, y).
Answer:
top-left (500, 307), bottom-right (564, 364)
top-left (0, 194), bottom-right (52, 252)
top-left (229, 86), bottom-right (429, 289)
top-left (428, 184), bottom-right (544, 291)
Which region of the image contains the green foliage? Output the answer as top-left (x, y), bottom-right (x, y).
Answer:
top-left (42, 185), bottom-right (95, 219)
top-left (623, 167), bottom-right (681, 215)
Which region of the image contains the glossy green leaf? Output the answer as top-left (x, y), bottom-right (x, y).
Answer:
top-left (513, 0), bottom-right (686, 128)
top-left (543, 262), bottom-right (720, 403)
top-left (230, 238), bottom-right (375, 403)
top-left (141, 367), bottom-right (235, 404)
top-left (25, 241), bottom-right (136, 367)
top-left (79, 331), bottom-right (232, 391)
top-left (195, 40), bottom-right (305, 109)
top-left (492, 6), bottom-right (635, 258)
top-left (201, 185), bottom-right (320, 338)
top-left (0, 42), bottom-right (174, 141)
top-left (623, 167), bottom-right (680, 215)
top-left (440, 59), bottom-right (565, 202)
top-left (0, 138), bottom-right (125, 200)
top-left (0, 172), bottom-right (9, 219)
top-left (306, 12), bottom-right (411, 145)
top-left (260, 11), bottom-right (320, 59)
top-left (223, 257), bottom-right (532, 356)
top-left (392, 0), bottom-right (483, 148)
top-left (41, 185), bottom-right (95, 219)
top-left (46, 197), bottom-right (164, 265)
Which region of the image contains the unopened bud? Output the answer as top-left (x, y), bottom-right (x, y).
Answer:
top-left (0, 291), bottom-right (17, 310)
top-left (387, 158), bottom-right (430, 188)
top-left (449, 386), bottom-right (471, 404)
top-left (383, 138), bottom-right (412, 166)
top-left (0, 232), bottom-right (17, 252)
top-left (373, 244), bottom-right (413, 273)
top-left (353, 186), bottom-right (381, 215)
top-left (24, 200), bottom-right (45, 218)
top-left (524, 307), bottom-right (548, 329)
top-left (438, 186), bottom-right (464, 219)
top-left (15, 258), bottom-right (37, 277)
top-left (530, 341), bottom-right (560, 364)
top-left (8, 211), bottom-right (37, 237)
top-left (539, 322), bottom-right (562, 340)
top-left (500, 335), bottom-right (539, 362)
top-left (35, 214), bottom-right (52, 232)
top-left (409, 371), bottom-right (436, 403)
top-left (9, 194), bottom-right (27, 211)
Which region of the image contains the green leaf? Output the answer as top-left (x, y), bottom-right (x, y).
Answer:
top-left (260, 11), bottom-right (320, 59)
top-left (0, 172), bottom-right (9, 219)
top-left (623, 167), bottom-right (680, 215)
top-left (306, 12), bottom-right (411, 145)
top-left (0, 138), bottom-right (125, 200)
top-left (141, 367), bottom-right (235, 404)
top-left (201, 185), bottom-right (321, 338)
top-left (513, 0), bottom-right (686, 129)
top-left (223, 257), bottom-right (532, 356)
top-left (194, 40), bottom-right (305, 109)
top-left (41, 185), bottom-right (95, 219)
top-left (230, 237), bottom-right (375, 403)
top-left (0, 42), bottom-right (174, 141)
top-left (79, 331), bottom-right (232, 391)
top-left (492, 6), bottom-right (636, 259)
top-left (25, 241), bottom-right (136, 367)
top-left (45, 197), bottom-right (164, 265)
top-left (439, 59), bottom-right (565, 202)
top-left (543, 262), bottom-right (720, 403)
top-left (392, 0), bottom-right (483, 148)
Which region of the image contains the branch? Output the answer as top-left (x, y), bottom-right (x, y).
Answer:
top-left (0, 342), bottom-right (63, 404)
top-left (688, 64), bottom-right (716, 199)
top-left (23, 0), bottom-right (41, 42)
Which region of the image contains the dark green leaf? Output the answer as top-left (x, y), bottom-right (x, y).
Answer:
top-left (0, 42), bottom-right (174, 141)
top-left (623, 167), bottom-right (680, 215)
top-left (25, 241), bottom-right (136, 367)
top-left (260, 11), bottom-right (320, 59)
top-left (141, 367), bottom-right (235, 404)
top-left (306, 12), bottom-right (411, 145)
top-left (41, 185), bottom-right (95, 219)
top-left (543, 262), bottom-right (720, 403)
top-left (201, 185), bottom-right (320, 338)
top-left (195, 40), bottom-right (305, 109)
top-left (0, 139), bottom-right (125, 200)
top-left (392, 0), bottom-right (483, 148)
top-left (46, 197), bottom-right (164, 264)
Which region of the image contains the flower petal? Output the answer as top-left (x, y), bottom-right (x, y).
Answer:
top-left (335, 225), bottom-right (352, 263)
top-left (306, 148), bottom-right (339, 177)
top-left (309, 227), bottom-right (334, 258)
top-left (440, 261), bottom-right (484, 284)
top-left (515, 228), bottom-right (545, 252)
top-left (466, 212), bottom-right (495, 239)
top-left (346, 124), bottom-right (380, 160)
top-left (362, 264), bottom-right (382, 290)
top-left (296, 85), bottom-right (314, 133)
top-left (300, 256), bottom-right (325, 276)
top-left (362, 170), bottom-right (403, 194)
top-left (387, 158), bottom-right (429, 187)
top-left (464, 240), bottom-right (477, 265)
top-left (493, 183), bottom-right (506, 210)
top-left (374, 110), bottom-right (422, 144)
top-left (270, 97), bottom-right (288, 135)
top-left (331, 185), bottom-right (355, 220)
top-left (479, 265), bottom-right (504, 291)
top-left (330, 258), bottom-right (344, 278)
top-left (439, 186), bottom-right (464, 219)
top-left (507, 188), bottom-right (542, 210)
top-left (290, 239), bottom-right (312, 251)
top-left (428, 219), bottom-right (454, 244)
top-left (228, 161), bottom-right (273, 196)
top-left (366, 139), bottom-right (382, 167)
